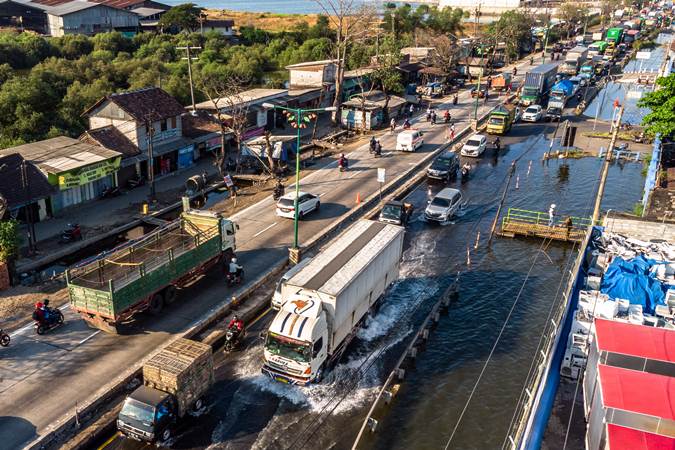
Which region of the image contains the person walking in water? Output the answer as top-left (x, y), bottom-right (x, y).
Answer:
top-left (548, 203), bottom-right (556, 227)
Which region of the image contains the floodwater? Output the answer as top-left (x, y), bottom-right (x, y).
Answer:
top-left (145, 123), bottom-right (644, 450)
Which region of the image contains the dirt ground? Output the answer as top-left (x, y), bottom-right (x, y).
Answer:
top-left (0, 282), bottom-right (68, 332)
top-left (206, 9), bottom-right (321, 32)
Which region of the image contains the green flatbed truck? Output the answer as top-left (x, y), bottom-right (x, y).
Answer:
top-left (67, 209), bottom-right (237, 333)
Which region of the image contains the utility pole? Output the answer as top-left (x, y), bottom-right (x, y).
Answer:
top-left (473, 3), bottom-right (481, 37)
top-left (177, 45), bottom-right (201, 112)
top-left (20, 160), bottom-right (36, 254)
top-left (592, 105), bottom-right (624, 223)
top-left (145, 118), bottom-right (156, 201)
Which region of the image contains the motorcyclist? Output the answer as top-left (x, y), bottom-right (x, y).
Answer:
top-left (431, 110), bottom-right (437, 125)
top-left (374, 140), bottom-right (382, 156)
top-left (338, 153), bottom-right (348, 169)
top-left (228, 314), bottom-right (244, 333)
top-left (369, 136), bottom-right (377, 153)
top-left (403, 118), bottom-right (411, 129)
top-left (33, 302), bottom-right (46, 324)
top-left (443, 110), bottom-right (451, 123)
top-left (273, 180), bottom-right (284, 200)
top-left (229, 257), bottom-right (243, 279)
top-left (453, 93), bottom-right (458, 105)
top-left (494, 137), bottom-right (501, 151)
top-left (512, 67), bottom-right (517, 77)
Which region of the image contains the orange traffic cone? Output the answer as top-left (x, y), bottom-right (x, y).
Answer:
top-left (356, 192), bottom-right (361, 204)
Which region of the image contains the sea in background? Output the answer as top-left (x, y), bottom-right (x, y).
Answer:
top-left (163, 0), bottom-right (424, 14)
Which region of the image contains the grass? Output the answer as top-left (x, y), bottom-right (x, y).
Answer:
top-left (205, 9), bottom-right (322, 31)
top-left (633, 202), bottom-right (644, 217)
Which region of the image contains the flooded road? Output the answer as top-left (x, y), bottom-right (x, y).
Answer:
top-left (100, 120), bottom-right (644, 450)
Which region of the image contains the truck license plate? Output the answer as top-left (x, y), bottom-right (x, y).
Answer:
top-left (275, 376), bottom-right (289, 384)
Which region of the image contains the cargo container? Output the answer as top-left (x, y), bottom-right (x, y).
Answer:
top-left (68, 209), bottom-right (237, 333)
top-left (547, 79), bottom-right (575, 110)
top-left (562, 46), bottom-right (589, 75)
top-left (520, 62), bottom-right (558, 106)
top-left (262, 219), bottom-right (404, 385)
top-left (117, 338), bottom-right (214, 442)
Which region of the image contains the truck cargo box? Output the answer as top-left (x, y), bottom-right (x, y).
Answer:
top-left (143, 338), bottom-right (213, 417)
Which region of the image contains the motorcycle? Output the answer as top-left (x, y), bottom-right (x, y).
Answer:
top-left (100, 186), bottom-right (121, 199)
top-left (127, 174), bottom-right (145, 189)
top-left (453, 95), bottom-right (458, 106)
top-left (224, 327), bottom-right (245, 352)
top-left (373, 146), bottom-right (382, 158)
top-left (0, 329), bottom-right (9, 347)
top-left (34, 308), bottom-right (65, 335)
top-left (403, 120), bottom-right (411, 130)
top-left (444, 112), bottom-right (451, 123)
top-left (60, 223), bottom-right (82, 244)
top-left (226, 270), bottom-right (244, 287)
top-left (273, 184), bottom-right (285, 201)
top-left (461, 165), bottom-right (471, 182)
top-left (493, 140), bottom-right (501, 152)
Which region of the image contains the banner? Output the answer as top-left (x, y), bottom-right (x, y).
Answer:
top-left (57, 157), bottom-right (121, 190)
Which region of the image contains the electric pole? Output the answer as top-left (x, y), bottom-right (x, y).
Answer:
top-left (145, 118), bottom-right (156, 201)
top-left (592, 105), bottom-right (624, 223)
top-left (177, 45), bottom-right (201, 112)
top-left (20, 160), bottom-right (36, 254)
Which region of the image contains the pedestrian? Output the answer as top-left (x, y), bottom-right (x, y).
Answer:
top-left (548, 203), bottom-right (556, 227)
top-left (530, 57), bottom-right (534, 65)
top-left (512, 67), bottom-right (517, 77)
top-left (486, 75), bottom-right (492, 89)
top-left (484, 92), bottom-right (489, 104)
top-left (390, 117), bottom-right (396, 132)
top-left (450, 123), bottom-right (456, 140)
top-left (409, 104), bottom-right (414, 118)
top-left (564, 216), bottom-right (573, 240)
top-left (431, 110), bottom-right (437, 125)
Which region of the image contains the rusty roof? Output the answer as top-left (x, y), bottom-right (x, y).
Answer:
top-left (181, 111), bottom-right (230, 139)
top-left (80, 126), bottom-right (140, 158)
top-left (83, 87), bottom-right (186, 123)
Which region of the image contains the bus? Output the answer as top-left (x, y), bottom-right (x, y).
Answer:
top-left (588, 41), bottom-right (609, 56)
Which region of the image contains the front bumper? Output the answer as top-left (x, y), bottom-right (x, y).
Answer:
top-left (262, 364), bottom-right (311, 386)
top-left (427, 170), bottom-right (449, 179)
top-left (425, 212), bottom-right (448, 222)
top-left (118, 422), bottom-right (154, 442)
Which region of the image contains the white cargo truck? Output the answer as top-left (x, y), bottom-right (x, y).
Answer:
top-left (262, 219), bottom-right (404, 385)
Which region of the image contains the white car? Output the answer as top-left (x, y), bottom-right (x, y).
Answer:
top-left (522, 105), bottom-right (543, 122)
top-left (460, 134), bottom-right (488, 157)
top-left (276, 191), bottom-right (320, 219)
top-left (424, 188), bottom-right (463, 223)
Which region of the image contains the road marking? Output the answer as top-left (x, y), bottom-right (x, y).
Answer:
top-left (78, 330), bottom-right (100, 346)
top-left (319, 192), bottom-right (326, 197)
top-left (249, 307), bottom-right (271, 327)
top-left (252, 222), bottom-right (278, 238)
top-left (347, 171), bottom-right (360, 179)
top-left (97, 431), bottom-right (120, 450)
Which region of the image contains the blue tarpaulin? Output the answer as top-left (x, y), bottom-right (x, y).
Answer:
top-left (600, 255), bottom-right (667, 314)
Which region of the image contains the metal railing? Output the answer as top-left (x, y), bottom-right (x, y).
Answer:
top-left (501, 208), bottom-right (593, 231)
top-left (501, 227), bottom-right (593, 450)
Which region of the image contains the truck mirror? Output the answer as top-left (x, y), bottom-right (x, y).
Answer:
top-left (235, 223), bottom-right (240, 230)
top-left (259, 331), bottom-right (267, 340)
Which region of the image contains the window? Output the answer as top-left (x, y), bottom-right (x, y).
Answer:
top-left (313, 337), bottom-right (323, 354)
top-left (170, 117), bottom-right (176, 128)
top-left (161, 119), bottom-right (168, 132)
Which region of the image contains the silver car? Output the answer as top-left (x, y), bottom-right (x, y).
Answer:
top-left (424, 188), bottom-right (463, 223)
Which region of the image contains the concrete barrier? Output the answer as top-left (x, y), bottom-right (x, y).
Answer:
top-left (27, 99), bottom-right (503, 450)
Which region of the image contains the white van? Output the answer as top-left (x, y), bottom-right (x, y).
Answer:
top-left (396, 130), bottom-right (424, 152)
top-left (271, 257), bottom-right (313, 310)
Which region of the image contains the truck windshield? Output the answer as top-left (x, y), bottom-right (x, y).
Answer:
top-left (266, 333), bottom-right (311, 363)
top-left (522, 87), bottom-right (538, 97)
top-left (488, 116), bottom-right (505, 125)
top-left (381, 204), bottom-right (401, 220)
top-left (120, 398), bottom-right (155, 426)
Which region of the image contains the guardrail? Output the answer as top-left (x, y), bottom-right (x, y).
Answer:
top-left (502, 208), bottom-right (593, 231)
top-left (501, 227), bottom-right (593, 450)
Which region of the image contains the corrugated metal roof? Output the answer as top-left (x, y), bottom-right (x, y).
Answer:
top-left (595, 318), bottom-right (675, 363)
top-left (0, 136), bottom-right (121, 174)
top-left (45, 1), bottom-right (103, 15)
top-left (194, 88), bottom-right (287, 111)
top-left (606, 424), bottom-right (675, 450)
top-left (598, 364), bottom-right (675, 421)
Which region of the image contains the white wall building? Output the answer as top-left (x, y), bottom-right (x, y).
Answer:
top-left (43, 1), bottom-right (139, 36)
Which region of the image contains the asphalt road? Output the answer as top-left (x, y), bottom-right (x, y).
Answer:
top-left (0, 58), bottom-right (539, 450)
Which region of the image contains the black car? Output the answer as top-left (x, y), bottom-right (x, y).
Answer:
top-left (427, 152), bottom-right (459, 181)
top-left (544, 106), bottom-right (562, 122)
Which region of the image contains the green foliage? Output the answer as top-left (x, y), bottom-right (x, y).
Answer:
top-left (487, 11), bottom-right (535, 60)
top-left (0, 219), bottom-right (20, 262)
top-left (633, 202), bottom-right (644, 217)
top-left (383, 4), bottom-right (464, 36)
top-left (638, 74), bottom-right (675, 139)
top-left (159, 3), bottom-right (204, 33)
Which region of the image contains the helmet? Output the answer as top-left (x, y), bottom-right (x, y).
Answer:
top-left (551, 204), bottom-right (557, 209)
top-left (35, 302), bottom-right (43, 309)
top-left (233, 315), bottom-right (238, 321)
top-left (231, 257), bottom-right (237, 264)
top-left (341, 153), bottom-right (345, 158)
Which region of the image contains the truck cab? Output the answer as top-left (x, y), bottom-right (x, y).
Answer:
top-left (379, 200), bottom-right (414, 226)
top-left (118, 385), bottom-right (176, 442)
top-left (262, 298), bottom-right (328, 385)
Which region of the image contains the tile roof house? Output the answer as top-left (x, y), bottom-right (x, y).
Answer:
top-left (0, 153), bottom-right (54, 217)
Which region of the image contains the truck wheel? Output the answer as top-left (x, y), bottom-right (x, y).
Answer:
top-left (193, 398), bottom-right (204, 411)
top-left (161, 428), bottom-right (171, 441)
top-left (314, 367), bottom-right (324, 383)
top-left (164, 285), bottom-right (178, 305)
top-left (149, 293), bottom-right (164, 315)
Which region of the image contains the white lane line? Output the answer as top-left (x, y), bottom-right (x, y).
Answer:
top-left (319, 192), bottom-right (326, 197)
top-left (78, 330), bottom-right (100, 345)
top-left (252, 222), bottom-right (278, 238)
top-left (347, 170), bottom-right (360, 179)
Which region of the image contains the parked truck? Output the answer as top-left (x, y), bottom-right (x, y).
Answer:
top-left (486, 104), bottom-right (517, 135)
top-left (117, 338), bottom-right (214, 442)
top-left (68, 209), bottom-right (237, 333)
top-left (262, 219), bottom-right (404, 385)
top-left (547, 79), bottom-right (575, 110)
top-left (562, 46), bottom-right (588, 75)
top-left (520, 62), bottom-right (558, 106)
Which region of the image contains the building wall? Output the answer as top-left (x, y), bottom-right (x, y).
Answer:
top-left (0, 1), bottom-right (47, 33)
top-left (206, 25), bottom-right (233, 35)
top-left (49, 5), bottom-right (139, 36)
top-left (289, 64), bottom-right (335, 87)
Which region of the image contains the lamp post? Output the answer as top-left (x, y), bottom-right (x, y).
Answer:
top-left (262, 103), bottom-right (336, 262)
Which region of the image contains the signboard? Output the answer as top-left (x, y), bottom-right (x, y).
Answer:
top-left (57, 157), bottom-right (121, 190)
top-left (636, 51), bottom-right (651, 60)
top-left (626, 90), bottom-right (643, 99)
top-left (223, 174), bottom-right (234, 188)
top-left (377, 168), bottom-right (386, 183)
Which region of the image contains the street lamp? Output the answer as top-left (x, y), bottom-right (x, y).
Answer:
top-left (261, 102), bottom-right (337, 262)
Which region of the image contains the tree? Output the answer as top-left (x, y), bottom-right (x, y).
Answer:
top-left (556, 3), bottom-right (588, 38)
top-left (369, 35), bottom-right (402, 112)
top-left (314, 0), bottom-right (376, 124)
top-left (0, 219), bottom-right (20, 262)
top-left (486, 10), bottom-right (534, 63)
top-left (159, 4), bottom-right (203, 33)
top-left (638, 74), bottom-right (675, 138)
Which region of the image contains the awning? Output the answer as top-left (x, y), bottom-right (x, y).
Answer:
top-left (595, 318), bottom-right (675, 363)
top-left (606, 424), bottom-right (675, 450)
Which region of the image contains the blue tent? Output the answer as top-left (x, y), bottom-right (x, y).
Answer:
top-left (600, 255), bottom-right (667, 315)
